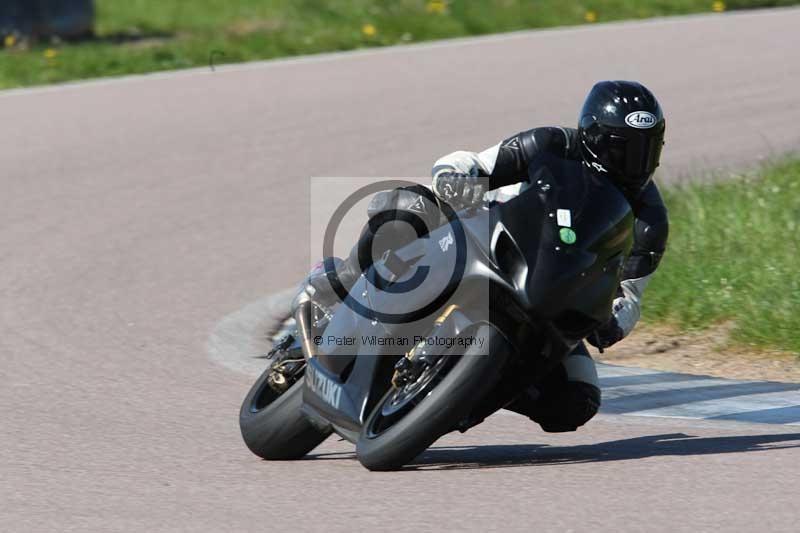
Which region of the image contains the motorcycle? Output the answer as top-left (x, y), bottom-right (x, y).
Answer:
top-left (239, 153), bottom-right (634, 471)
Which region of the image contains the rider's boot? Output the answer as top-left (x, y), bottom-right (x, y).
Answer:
top-left (292, 256), bottom-right (361, 312)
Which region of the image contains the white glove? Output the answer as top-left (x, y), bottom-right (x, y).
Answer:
top-left (432, 171), bottom-right (486, 207)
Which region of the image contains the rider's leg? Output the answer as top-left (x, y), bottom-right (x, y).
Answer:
top-left (293, 185), bottom-right (444, 310)
top-left (506, 342), bottom-right (601, 432)
top-left (292, 256), bottom-right (362, 311)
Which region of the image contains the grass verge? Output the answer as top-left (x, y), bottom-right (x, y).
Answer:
top-left (1, 0), bottom-right (799, 88)
top-left (644, 158), bottom-right (800, 356)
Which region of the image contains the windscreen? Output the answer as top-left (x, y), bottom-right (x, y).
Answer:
top-left (492, 153), bottom-right (634, 323)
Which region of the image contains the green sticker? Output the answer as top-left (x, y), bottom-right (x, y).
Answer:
top-left (559, 227), bottom-right (577, 244)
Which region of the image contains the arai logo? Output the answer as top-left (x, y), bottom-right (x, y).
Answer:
top-left (625, 111), bottom-right (657, 129)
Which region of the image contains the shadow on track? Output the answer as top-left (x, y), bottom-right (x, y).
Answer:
top-left (306, 432), bottom-right (800, 471)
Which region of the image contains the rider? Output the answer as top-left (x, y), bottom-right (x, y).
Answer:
top-left (294, 80), bottom-right (669, 433)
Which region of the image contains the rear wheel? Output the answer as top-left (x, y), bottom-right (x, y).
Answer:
top-left (356, 324), bottom-right (513, 471)
top-left (239, 368), bottom-right (330, 460)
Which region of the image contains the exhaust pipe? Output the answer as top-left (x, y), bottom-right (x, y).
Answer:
top-left (293, 300), bottom-right (319, 360)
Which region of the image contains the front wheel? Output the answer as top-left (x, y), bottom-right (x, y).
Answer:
top-left (239, 368), bottom-right (330, 460)
top-left (356, 324), bottom-right (513, 471)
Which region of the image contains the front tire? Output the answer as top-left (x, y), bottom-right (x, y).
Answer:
top-left (239, 369), bottom-right (330, 460)
top-left (356, 324), bottom-right (513, 471)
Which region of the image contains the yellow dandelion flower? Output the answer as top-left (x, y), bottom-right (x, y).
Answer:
top-left (584, 10), bottom-right (598, 23)
top-left (4, 34), bottom-right (16, 48)
top-left (362, 23), bottom-right (377, 38)
top-left (44, 48), bottom-right (58, 59)
top-left (426, 0), bottom-right (447, 14)
top-left (712, 1), bottom-right (726, 12)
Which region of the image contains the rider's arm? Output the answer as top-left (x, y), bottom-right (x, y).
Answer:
top-left (431, 127), bottom-right (577, 200)
top-left (604, 181), bottom-right (670, 340)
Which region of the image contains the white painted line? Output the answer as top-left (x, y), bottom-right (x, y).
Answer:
top-left (625, 390), bottom-right (800, 420)
top-left (601, 377), bottom-right (736, 399)
top-left (596, 363), bottom-right (660, 378)
top-left (207, 289), bottom-right (294, 377)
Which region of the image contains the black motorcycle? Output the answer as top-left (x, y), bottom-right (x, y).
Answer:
top-left (239, 154), bottom-right (634, 471)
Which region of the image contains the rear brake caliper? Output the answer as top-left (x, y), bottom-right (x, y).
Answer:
top-left (266, 335), bottom-right (306, 393)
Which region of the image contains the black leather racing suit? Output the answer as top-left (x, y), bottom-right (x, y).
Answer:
top-left (431, 127), bottom-right (669, 432)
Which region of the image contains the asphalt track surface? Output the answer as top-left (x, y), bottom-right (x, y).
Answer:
top-left (2, 8), bottom-right (800, 532)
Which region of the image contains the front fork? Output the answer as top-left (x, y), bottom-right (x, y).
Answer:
top-left (391, 304), bottom-right (461, 388)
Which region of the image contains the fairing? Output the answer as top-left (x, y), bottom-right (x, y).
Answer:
top-left (301, 153), bottom-right (634, 439)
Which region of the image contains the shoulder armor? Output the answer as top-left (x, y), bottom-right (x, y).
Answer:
top-left (518, 127), bottom-right (581, 163)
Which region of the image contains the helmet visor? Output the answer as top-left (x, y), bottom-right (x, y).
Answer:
top-left (607, 132), bottom-right (663, 180)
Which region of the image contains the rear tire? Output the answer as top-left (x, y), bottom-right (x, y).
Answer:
top-left (356, 324), bottom-right (513, 471)
top-left (239, 369), bottom-right (330, 460)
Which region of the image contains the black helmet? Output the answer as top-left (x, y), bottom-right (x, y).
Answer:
top-left (578, 81), bottom-right (665, 196)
